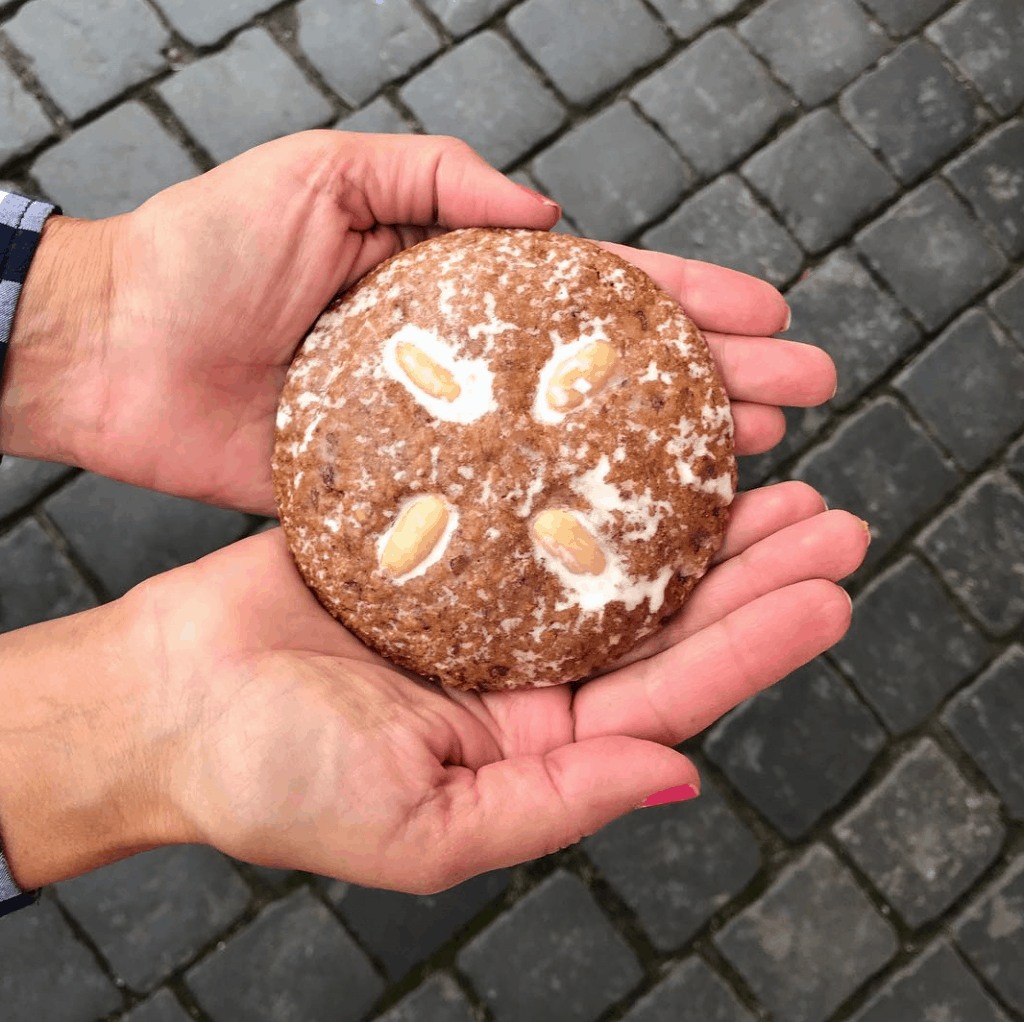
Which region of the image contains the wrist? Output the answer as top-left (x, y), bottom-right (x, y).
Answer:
top-left (0, 591), bottom-right (191, 888)
top-left (0, 215), bottom-right (116, 466)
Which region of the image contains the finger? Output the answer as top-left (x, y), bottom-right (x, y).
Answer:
top-left (614, 510), bottom-right (868, 670)
top-left (574, 579), bottom-right (853, 746)
top-left (731, 401), bottom-right (786, 456)
top-left (681, 511), bottom-right (869, 635)
top-left (338, 224), bottom-right (448, 289)
top-left (411, 737), bottom-right (700, 890)
top-left (707, 334), bottom-right (837, 408)
top-left (595, 242), bottom-right (789, 337)
top-left (327, 132), bottom-right (562, 231)
top-left (713, 481), bottom-right (828, 564)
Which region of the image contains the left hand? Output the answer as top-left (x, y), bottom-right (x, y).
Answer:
top-left (108, 490), bottom-right (868, 892)
top-left (1, 130), bottom-right (834, 516)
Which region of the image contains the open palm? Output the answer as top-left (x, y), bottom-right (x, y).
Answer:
top-left (135, 476), bottom-right (867, 893)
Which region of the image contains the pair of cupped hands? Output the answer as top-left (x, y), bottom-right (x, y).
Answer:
top-left (0, 131), bottom-right (868, 895)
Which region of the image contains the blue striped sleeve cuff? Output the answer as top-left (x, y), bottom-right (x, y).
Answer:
top-left (0, 188), bottom-right (61, 468)
top-left (0, 187), bottom-right (58, 917)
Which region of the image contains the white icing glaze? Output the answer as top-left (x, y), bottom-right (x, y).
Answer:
top-left (572, 454), bottom-right (672, 543)
top-left (530, 468), bottom-right (676, 618)
top-left (539, 536), bottom-right (676, 618)
top-left (466, 292), bottom-right (519, 346)
top-left (532, 321), bottom-right (616, 426)
top-left (380, 324), bottom-right (498, 425)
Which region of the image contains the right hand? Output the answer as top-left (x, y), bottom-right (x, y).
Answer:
top-left (0, 481), bottom-right (862, 895)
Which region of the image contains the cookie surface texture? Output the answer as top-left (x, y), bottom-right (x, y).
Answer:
top-left (272, 228), bottom-right (736, 691)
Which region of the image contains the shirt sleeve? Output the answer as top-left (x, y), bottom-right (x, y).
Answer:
top-left (0, 188), bottom-right (61, 468)
top-left (0, 189), bottom-right (60, 915)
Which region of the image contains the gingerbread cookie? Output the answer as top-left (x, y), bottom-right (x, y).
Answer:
top-left (272, 228), bottom-right (736, 691)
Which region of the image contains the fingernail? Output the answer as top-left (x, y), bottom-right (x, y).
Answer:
top-left (639, 783), bottom-right (700, 808)
top-left (782, 305), bottom-right (792, 332)
top-left (861, 519), bottom-right (872, 543)
top-left (515, 181), bottom-right (560, 209)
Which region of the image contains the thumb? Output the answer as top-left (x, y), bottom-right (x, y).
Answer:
top-left (414, 736), bottom-right (699, 892)
top-left (327, 131), bottom-right (562, 230)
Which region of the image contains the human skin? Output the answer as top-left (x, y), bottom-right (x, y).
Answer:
top-left (0, 131), bottom-right (868, 893)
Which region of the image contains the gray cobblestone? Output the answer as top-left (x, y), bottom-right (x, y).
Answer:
top-left (157, 28), bottom-right (333, 164)
top-left (834, 738), bottom-right (1004, 927)
top-left (0, 894), bottom-right (122, 1022)
top-left (715, 844), bottom-right (897, 1022)
top-left (319, 869), bottom-right (509, 980)
top-left (782, 248), bottom-right (920, 408)
top-left (989, 268), bottom-right (1024, 347)
top-left (856, 178), bottom-right (1007, 330)
top-left (743, 109), bottom-right (897, 254)
top-left (631, 28), bottom-right (792, 178)
top-left (646, 0), bottom-right (746, 40)
top-left (31, 101), bottom-right (198, 219)
top-left (917, 473), bottom-right (1024, 633)
top-left (296, 0), bottom-right (441, 107)
top-left (840, 39), bottom-right (983, 183)
top-left (954, 854), bottom-right (1024, 1015)
top-left (335, 96), bottom-right (417, 134)
top-left (944, 645), bottom-right (1024, 819)
top-left (738, 0), bottom-right (888, 105)
top-left (240, 861), bottom-right (296, 890)
top-left (5, 0), bottom-right (1024, 1017)
top-left (0, 57), bottom-right (51, 166)
top-left (456, 869), bottom-right (643, 1022)
top-left (419, 0), bottom-right (512, 38)
top-left (42, 472), bottom-right (250, 598)
top-left (830, 556), bottom-right (988, 734)
top-left (848, 940), bottom-right (1011, 1022)
top-left (737, 404), bottom-right (834, 489)
top-left (531, 102), bottom-right (691, 243)
top-left (641, 174), bottom-right (802, 286)
top-left (583, 780), bottom-right (761, 950)
top-left (185, 889), bottom-right (384, 1022)
top-left (56, 846), bottom-right (250, 992)
top-left (508, 169), bottom-right (577, 234)
top-left (374, 973), bottom-right (477, 1022)
top-left (894, 309), bottom-right (1024, 471)
top-left (619, 958), bottom-right (755, 1022)
top-left (1007, 434), bottom-right (1024, 489)
top-left (508, 0), bottom-right (670, 106)
top-left (946, 119), bottom-right (1024, 257)
top-left (153, 0), bottom-right (278, 46)
top-left (926, 0), bottom-right (1024, 116)
top-left (0, 455), bottom-right (73, 521)
top-left (0, 517), bottom-right (95, 633)
top-left (705, 658), bottom-right (885, 839)
top-left (400, 31), bottom-right (565, 170)
top-left (4, 0), bottom-right (168, 121)
top-left (793, 397), bottom-right (961, 569)
top-left (121, 988), bottom-right (192, 1022)
top-left (856, 0), bottom-right (951, 36)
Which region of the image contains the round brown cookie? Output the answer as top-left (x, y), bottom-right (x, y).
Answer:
top-left (272, 228), bottom-right (736, 691)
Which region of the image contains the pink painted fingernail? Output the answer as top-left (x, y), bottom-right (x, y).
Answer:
top-left (639, 784), bottom-right (700, 808)
top-left (515, 181), bottom-right (560, 208)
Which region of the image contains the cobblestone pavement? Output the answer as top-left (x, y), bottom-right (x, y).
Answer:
top-left (2, 0), bottom-right (1023, 1020)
